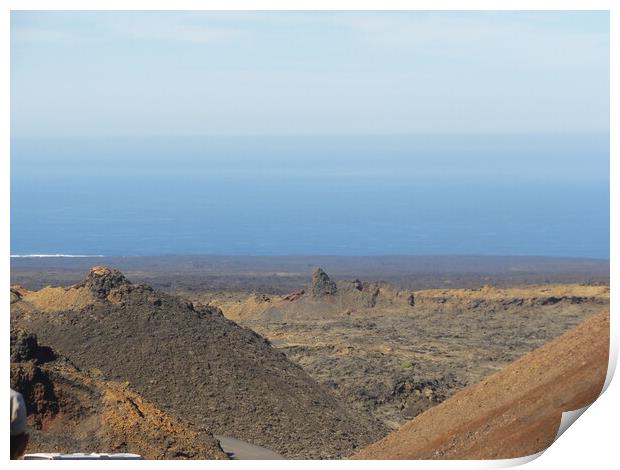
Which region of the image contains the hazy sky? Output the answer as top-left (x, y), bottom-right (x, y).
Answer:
top-left (11, 11), bottom-right (609, 137)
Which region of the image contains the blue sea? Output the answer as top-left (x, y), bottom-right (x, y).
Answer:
top-left (10, 134), bottom-right (610, 259)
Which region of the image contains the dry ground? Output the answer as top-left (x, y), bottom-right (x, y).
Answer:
top-left (204, 283), bottom-right (609, 429)
top-left (10, 257), bottom-right (611, 459)
top-left (352, 309), bottom-right (609, 459)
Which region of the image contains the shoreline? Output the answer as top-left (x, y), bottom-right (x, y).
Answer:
top-left (11, 254), bottom-right (609, 294)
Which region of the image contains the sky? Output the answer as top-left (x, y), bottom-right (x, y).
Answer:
top-left (10, 10), bottom-right (610, 138)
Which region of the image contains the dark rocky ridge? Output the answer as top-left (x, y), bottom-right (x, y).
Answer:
top-left (11, 267), bottom-right (387, 459)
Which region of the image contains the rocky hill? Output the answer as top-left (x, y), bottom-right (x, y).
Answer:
top-left (10, 329), bottom-right (227, 459)
top-left (11, 267), bottom-right (387, 459)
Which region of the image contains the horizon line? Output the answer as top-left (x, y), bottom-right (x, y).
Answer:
top-left (9, 253), bottom-right (610, 262)
top-left (10, 130), bottom-right (611, 140)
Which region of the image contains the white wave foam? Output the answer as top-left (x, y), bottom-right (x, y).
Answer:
top-left (10, 254), bottom-right (105, 258)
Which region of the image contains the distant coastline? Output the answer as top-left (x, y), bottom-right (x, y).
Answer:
top-left (11, 254), bottom-right (610, 293)
top-left (10, 254), bottom-right (105, 258)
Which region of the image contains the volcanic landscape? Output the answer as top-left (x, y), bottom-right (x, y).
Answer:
top-left (10, 255), bottom-right (610, 459)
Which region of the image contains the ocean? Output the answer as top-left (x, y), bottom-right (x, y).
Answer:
top-left (10, 134), bottom-right (610, 259)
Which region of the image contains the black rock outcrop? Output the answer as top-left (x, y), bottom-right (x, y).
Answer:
top-left (10, 329), bottom-right (55, 364)
top-left (81, 266), bottom-right (132, 299)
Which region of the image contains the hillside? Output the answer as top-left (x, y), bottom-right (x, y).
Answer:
top-left (11, 267), bottom-right (387, 459)
top-left (351, 309), bottom-right (609, 459)
top-left (10, 329), bottom-right (228, 459)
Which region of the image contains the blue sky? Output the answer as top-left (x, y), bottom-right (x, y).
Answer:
top-left (11, 11), bottom-right (609, 137)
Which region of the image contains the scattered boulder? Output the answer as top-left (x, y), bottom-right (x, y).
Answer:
top-left (253, 293), bottom-right (271, 303)
top-left (11, 287), bottom-right (23, 304)
top-left (283, 290), bottom-right (305, 301)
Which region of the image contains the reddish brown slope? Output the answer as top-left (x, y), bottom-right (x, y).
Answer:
top-left (352, 309), bottom-right (609, 460)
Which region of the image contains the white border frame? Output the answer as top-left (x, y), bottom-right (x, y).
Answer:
top-left (2, 2), bottom-right (616, 469)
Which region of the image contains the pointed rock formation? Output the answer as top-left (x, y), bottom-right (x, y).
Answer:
top-left (311, 267), bottom-right (337, 298)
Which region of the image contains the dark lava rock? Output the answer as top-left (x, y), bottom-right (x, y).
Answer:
top-left (311, 268), bottom-right (337, 298)
top-left (80, 266), bottom-right (132, 299)
top-left (282, 290), bottom-right (305, 301)
top-left (11, 362), bottom-right (60, 428)
top-left (10, 331), bottom-right (227, 460)
top-left (12, 267), bottom-right (385, 459)
top-left (10, 331), bottom-right (60, 428)
top-left (11, 288), bottom-right (23, 304)
top-left (253, 293), bottom-right (271, 303)
top-left (10, 329), bottom-right (55, 364)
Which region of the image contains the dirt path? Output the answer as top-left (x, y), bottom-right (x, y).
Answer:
top-left (352, 309), bottom-right (609, 460)
top-left (215, 435), bottom-right (285, 460)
